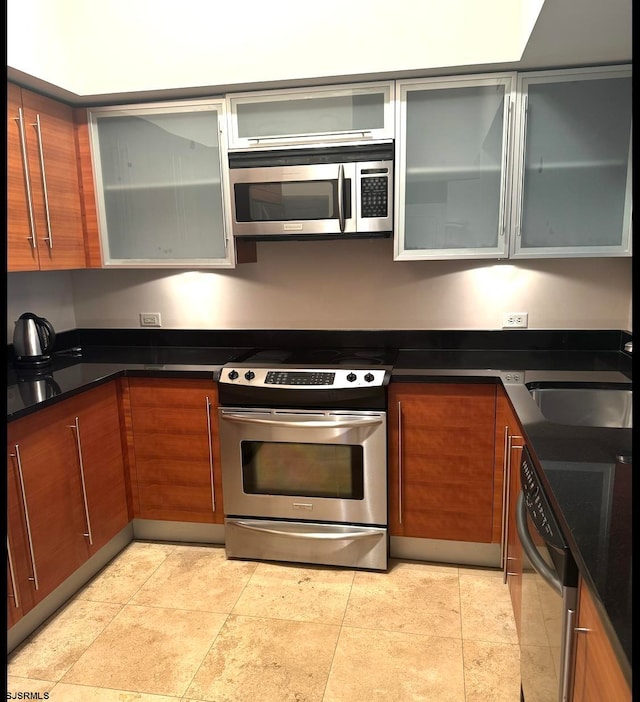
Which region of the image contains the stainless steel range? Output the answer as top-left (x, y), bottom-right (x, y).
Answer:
top-left (217, 348), bottom-right (394, 571)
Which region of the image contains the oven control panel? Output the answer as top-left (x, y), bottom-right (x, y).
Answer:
top-left (219, 367), bottom-right (387, 389)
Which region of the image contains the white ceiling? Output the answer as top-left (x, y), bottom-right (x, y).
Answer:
top-left (7, 0), bottom-right (632, 104)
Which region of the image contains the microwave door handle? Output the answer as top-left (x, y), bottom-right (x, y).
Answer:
top-left (337, 164), bottom-right (346, 233)
top-left (515, 492), bottom-right (562, 595)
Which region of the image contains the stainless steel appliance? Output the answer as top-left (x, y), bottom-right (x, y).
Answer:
top-left (13, 313), bottom-right (56, 367)
top-left (218, 348), bottom-right (393, 570)
top-left (228, 143), bottom-right (393, 239)
top-left (516, 447), bottom-right (579, 702)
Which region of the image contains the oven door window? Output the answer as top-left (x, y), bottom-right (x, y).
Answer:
top-left (240, 441), bottom-right (364, 499)
top-left (234, 180), bottom-right (352, 222)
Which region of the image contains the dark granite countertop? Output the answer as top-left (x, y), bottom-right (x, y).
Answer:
top-left (6, 331), bottom-right (632, 684)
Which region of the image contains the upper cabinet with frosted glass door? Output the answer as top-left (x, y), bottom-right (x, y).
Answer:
top-left (394, 74), bottom-right (516, 260)
top-left (226, 82), bottom-right (394, 149)
top-left (88, 99), bottom-right (239, 267)
top-left (510, 66), bottom-right (632, 258)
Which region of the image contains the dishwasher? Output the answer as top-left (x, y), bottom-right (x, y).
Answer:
top-left (516, 447), bottom-right (579, 702)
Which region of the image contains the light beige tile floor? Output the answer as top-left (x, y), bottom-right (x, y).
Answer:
top-left (7, 541), bottom-right (521, 702)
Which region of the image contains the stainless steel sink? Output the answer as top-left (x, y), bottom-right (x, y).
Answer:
top-left (527, 385), bottom-right (632, 428)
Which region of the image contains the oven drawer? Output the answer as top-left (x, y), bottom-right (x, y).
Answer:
top-left (225, 518), bottom-right (388, 571)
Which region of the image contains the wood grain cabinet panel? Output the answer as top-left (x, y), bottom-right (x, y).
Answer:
top-left (572, 579), bottom-right (631, 702)
top-left (7, 404), bottom-right (90, 610)
top-left (62, 383), bottom-right (130, 555)
top-left (388, 383), bottom-right (497, 542)
top-left (128, 378), bottom-right (224, 523)
top-left (6, 381), bottom-right (130, 628)
top-left (7, 82), bottom-right (86, 271)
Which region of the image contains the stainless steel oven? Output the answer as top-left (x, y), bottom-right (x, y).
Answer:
top-left (228, 143), bottom-right (393, 238)
top-left (517, 447), bottom-right (579, 702)
top-left (217, 349), bottom-right (392, 570)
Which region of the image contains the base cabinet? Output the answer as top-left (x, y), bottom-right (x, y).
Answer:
top-left (6, 382), bottom-right (129, 627)
top-left (571, 578), bottom-right (631, 702)
top-left (388, 383), bottom-right (497, 542)
top-left (127, 378), bottom-right (224, 523)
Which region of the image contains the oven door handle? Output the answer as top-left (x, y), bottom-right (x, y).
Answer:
top-left (219, 412), bottom-right (383, 429)
top-left (231, 520), bottom-right (382, 541)
top-left (516, 492), bottom-right (562, 595)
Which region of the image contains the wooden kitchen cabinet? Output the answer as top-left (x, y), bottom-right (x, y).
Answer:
top-left (127, 378), bottom-right (224, 523)
top-left (7, 82), bottom-right (87, 271)
top-left (388, 382), bottom-right (497, 542)
top-left (7, 403), bottom-right (91, 614)
top-left (494, 386), bottom-right (525, 635)
top-left (61, 382), bottom-right (130, 555)
top-left (510, 65), bottom-right (632, 258)
top-left (6, 381), bottom-right (129, 627)
top-left (394, 73), bottom-right (515, 260)
top-left (226, 81), bottom-right (394, 149)
top-left (571, 578), bottom-right (631, 702)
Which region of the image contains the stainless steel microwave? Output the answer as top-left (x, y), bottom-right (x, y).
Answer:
top-left (228, 143), bottom-right (393, 239)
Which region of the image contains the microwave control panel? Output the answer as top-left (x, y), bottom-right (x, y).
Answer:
top-left (361, 176), bottom-right (389, 218)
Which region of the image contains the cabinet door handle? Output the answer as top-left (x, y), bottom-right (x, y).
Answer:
top-left (10, 445), bottom-right (40, 590)
top-left (516, 94), bottom-right (529, 239)
top-left (69, 417), bottom-right (94, 545)
top-left (15, 108), bottom-right (38, 249)
top-left (206, 397), bottom-right (216, 513)
top-left (397, 400), bottom-right (403, 525)
top-left (574, 627), bottom-right (591, 634)
top-left (500, 425), bottom-right (509, 570)
top-left (502, 432), bottom-right (524, 583)
top-left (499, 100), bottom-right (513, 238)
top-left (6, 536), bottom-right (21, 608)
top-left (32, 114), bottom-right (54, 249)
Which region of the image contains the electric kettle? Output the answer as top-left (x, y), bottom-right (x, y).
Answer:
top-left (13, 313), bottom-right (56, 367)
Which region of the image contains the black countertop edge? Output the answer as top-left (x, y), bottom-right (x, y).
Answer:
top-left (6, 328), bottom-right (632, 359)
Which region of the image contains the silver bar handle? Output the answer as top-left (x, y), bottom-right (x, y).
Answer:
top-left (499, 426), bottom-right (510, 569)
top-left (205, 397), bottom-right (216, 513)
top-left (337, 164), bottom-right (346, 233)
top-left (516, 94), bottom-right (529, 238)
top-left (10, 445), bottom-right (39, 590)
top-left (500, 100), bottom-right (513, 238)
top-left (502, 433), bottom-right (523, 583)
top-left (220, 413), bottom-right (382, 430)
top-left (233, 521), bottom-right (380, 541)
top-left (562, 608), bottom-right (577, 702)
top-left (15, 108), bottom-right (38, 249)
top-left (6, 536), bottom-right (20, 608)
top-left (397, 400), bottom-right (403, 525)
top-left (247, 130), bottom-right (372, 144)
top-left (515, 492), bottom-right (562, 595)
top-left (32, 114), bottom-right (53, 248)
top-left (69, 417), bottom-right (94, 545)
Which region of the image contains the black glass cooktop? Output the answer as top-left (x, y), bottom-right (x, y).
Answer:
top-left (237, 347), bottom-right (398, 367)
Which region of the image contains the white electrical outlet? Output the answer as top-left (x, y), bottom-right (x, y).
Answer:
top-left (140, 312), bottom-right (162, 327)
top-left (502, 312), bottom-right (528, 328)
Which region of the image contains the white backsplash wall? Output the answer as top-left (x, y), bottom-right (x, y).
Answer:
top-left (7, 270), bottom-right (77, 343)
top-left (59, 239), bottom-right (632, 333)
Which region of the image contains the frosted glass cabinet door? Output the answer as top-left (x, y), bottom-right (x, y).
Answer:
top-left (395, 75), bottom-right (515, 260)
top-left (227, 82), bottom-right (394, 148)
top-left (511, 67), bottom-right (632, 258)
top-left (89, 100), bottom-right (235, 267)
